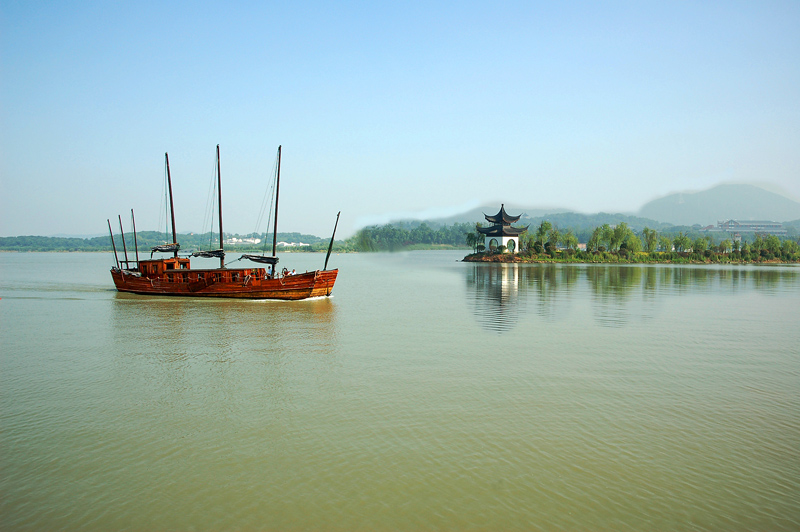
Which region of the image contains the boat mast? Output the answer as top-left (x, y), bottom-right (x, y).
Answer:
top-left (118, 215), bottom-right (129, 268)
top-left (165, 153), bottom-right (178, 258)
top-left (324, 211), bottom-right (340, 271)
top-left (272, 145), bottom-right (281, 257)
top-left (107, 219), bottom-right (120, 269)
top-left (217, 144), bottom-right (224, 269)
top-left (131, 209), bottom-right (139, 266)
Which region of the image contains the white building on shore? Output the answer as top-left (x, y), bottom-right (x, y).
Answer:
top-left (699, 220), bottom-right (786, 237)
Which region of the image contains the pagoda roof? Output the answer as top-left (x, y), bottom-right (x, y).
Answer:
top-left (484, 204), bottom-right (522, 225)
top-left (477, 224), bottom-right (529, 237)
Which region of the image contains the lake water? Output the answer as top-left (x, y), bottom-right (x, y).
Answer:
top-left (1, 251), bottom-right (799, 530)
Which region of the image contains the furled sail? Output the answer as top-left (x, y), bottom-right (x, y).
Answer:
top-left (191, 249), bottom-right (225, 259)
top-left (151, 243), bottom-right (180, 253)
top-left (241, 254), bottom-right (279, 265)
top-left (150, 243), bottom-right (180, 257)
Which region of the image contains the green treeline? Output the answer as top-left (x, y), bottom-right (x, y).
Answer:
top-left (0, 231), bottom-right (343, 253)
top-left (0, 224), bottom-right (468, 253)
top-left (6, 219), bottom-right (800, 262)
top-left (465, 221), bottom-right (800, 263)
top-left (0, 235), bottom-right (111, 252)
top-left (351, 219), bottom-right (800, 260)
top-left (351, 223), bottom-right (475, 251)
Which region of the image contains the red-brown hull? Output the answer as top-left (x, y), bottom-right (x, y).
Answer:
top-left (111, 267), bottom-right (338, 300)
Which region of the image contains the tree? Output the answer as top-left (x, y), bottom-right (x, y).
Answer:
top-left (465, 232), bottom-right (477, 252)
top-left (782, 239), bottom-right (799, 255)
top-left (691, 237), bottom-right (708, 253)
top-left (718, 239), bottom-right (732, 253)
top-left (625, 234), bottom-right (643, 253)
top-left (536, 221), bottom-right (552, 245)
top-left (587, 228), bottom-right (601, 252)
top-left (599, 224), bottom-right (613, 250)
top-left (411, 223), bottom-right (434, 244)
top-left (520, 231), bottom-right (535, 253)
top-left (658, 235), bottom-right (673, 252)
top-left (355, 229), bottom-right (376, 251)
top-left (548, 227), bottom-right (561, 249)
top-left (765, 235), bottom-right (781, 254)
top-left (673, 232), bottom-right (691, 252)
top-left (610, 223), bottom-right (632, 252)
top-left (642, 227), bottom-right (658, 253)
top-left (563, 230), bottom-right (579, 251)
top-left (752, 234), bottom-right (765, 252)
top-left (476, 230), bottom-right (485, 250)
top-left (599, 224), bottom-right (614, 249)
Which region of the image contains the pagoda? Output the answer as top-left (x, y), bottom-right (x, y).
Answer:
top-left (477, 204), bottom-right (528, 253)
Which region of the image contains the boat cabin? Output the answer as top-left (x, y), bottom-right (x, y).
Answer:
top-left (138, 257), bottom-right (191, 276)
top-left (135, 257), bottom-right (271, 284)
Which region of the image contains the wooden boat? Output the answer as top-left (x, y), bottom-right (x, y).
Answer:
top-left (107, 145), bottom-right (339, 300)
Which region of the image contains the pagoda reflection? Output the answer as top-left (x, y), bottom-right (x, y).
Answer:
top-left (465, 264), bottom-right (526, 332)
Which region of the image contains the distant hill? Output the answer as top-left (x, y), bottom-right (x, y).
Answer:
top-left (391, 204), bottom-right (668, 231)
top-left (392, 205), bottom-right (571, 227)
top-left (383, 205), bottom-right (672, 243)
top-left (638, 184), bottom-right (800, 226)
top-left (375, 183), bottom-right (800, 238)
top-left (784, 219), bottom-right (800, 230)
top-left (517, 211), bottom-right (672, 232)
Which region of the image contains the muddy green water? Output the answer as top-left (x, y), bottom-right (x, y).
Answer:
top-left (1, 251), bottom-right (799, 530)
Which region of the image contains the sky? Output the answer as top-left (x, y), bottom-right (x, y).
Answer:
top-left (2, 1), bottom-right (799, 238)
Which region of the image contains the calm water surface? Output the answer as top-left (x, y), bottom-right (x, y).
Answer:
top-left (1, 251), bottom-right (799, 530)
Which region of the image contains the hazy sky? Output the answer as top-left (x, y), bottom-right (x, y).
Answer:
top-left (2, 1), bottom-right (799, 237)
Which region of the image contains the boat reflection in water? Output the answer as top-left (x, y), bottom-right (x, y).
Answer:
top-left (111, 292), bottom-right (338, 357)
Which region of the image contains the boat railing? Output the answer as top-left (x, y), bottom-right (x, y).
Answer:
top-left (146, 269), bottom-right (269, 285)
top-left (119, 260), bottom-right (139, 270)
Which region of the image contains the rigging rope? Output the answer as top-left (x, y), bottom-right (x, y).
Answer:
top-left (251, 147), bottom-right (280, 254)
top-left (201, 156), bottom-right (218, 250)
top-left (157, 161), bottom-right (168, 241)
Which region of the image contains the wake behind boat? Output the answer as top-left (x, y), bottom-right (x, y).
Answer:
top-left (107, 145), bottom-right (339, 300)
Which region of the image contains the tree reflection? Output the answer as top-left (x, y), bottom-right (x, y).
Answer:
top-left (465, 263), bottom-right (798, 330)
top-left (521, 264), bottom-right (578, 322)
top-left (586, 266), bottom-right (643, 327)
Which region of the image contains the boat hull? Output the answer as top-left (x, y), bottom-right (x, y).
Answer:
top-left (111, 268), bottom-right (338, 300)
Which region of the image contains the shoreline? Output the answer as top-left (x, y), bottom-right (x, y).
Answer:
top-left (0, 249), bottom-right (347, 254)
top-left (462, 252), bottom-right (799, 265)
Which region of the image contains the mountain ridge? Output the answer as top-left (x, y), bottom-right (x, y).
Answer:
top-left (383, 184), bottom-right (800, 229)
top-left (637, 184), bottom-right (800, 226)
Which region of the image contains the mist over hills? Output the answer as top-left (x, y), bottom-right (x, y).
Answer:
top-left (29, 184), bottom-right (800, 240)
top-left (387, 184), bottom-right (800, 230)
top-left (391, 209), bottom-right (671, 235)
top-left (421, 206), bottom-right (571, 227)
top-left (637, 184), bottom-right (800, 226)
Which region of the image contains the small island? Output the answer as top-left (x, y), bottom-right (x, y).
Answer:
top-left (464, 205), bottom-right (800, 264)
